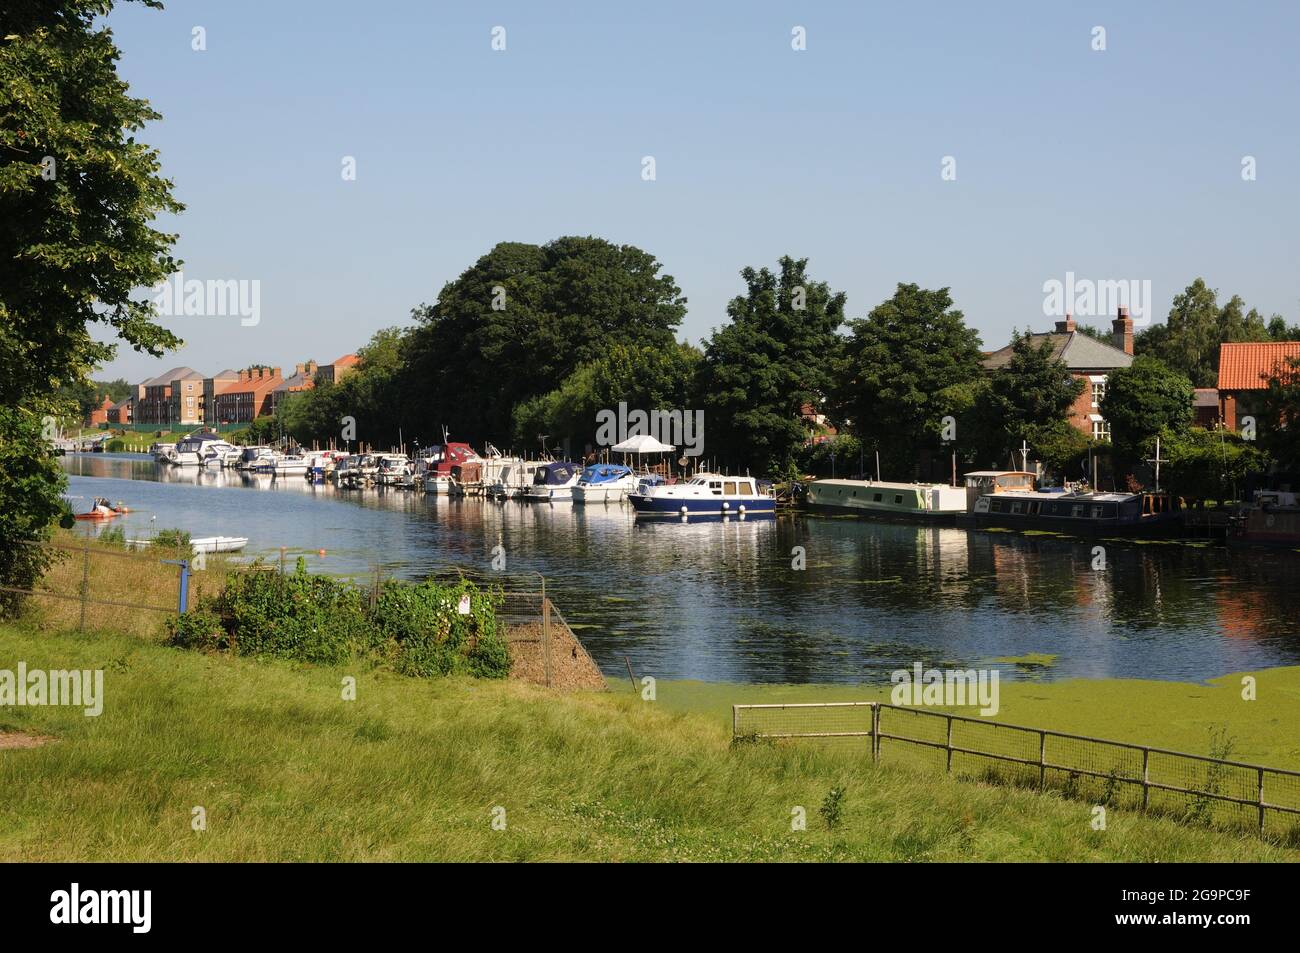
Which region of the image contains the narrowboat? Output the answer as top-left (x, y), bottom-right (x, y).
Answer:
top-left (572, 463), bottom-right (637, 504)
top-left (968, 489), bottom-right (1183, 536)
top-left (806, 479), bottom-right (967, 524)
top-left (628, 473), bottom-right (775, 518)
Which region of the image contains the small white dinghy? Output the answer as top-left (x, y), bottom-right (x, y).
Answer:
top-left (127, 535), bottom-right (249, 554)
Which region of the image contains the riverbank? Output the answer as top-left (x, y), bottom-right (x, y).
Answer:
top-left (1, 621), bottom-right (1296, 861)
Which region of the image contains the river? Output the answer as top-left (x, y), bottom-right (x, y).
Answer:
top-left (60, 453), bottom-right (1300, 684)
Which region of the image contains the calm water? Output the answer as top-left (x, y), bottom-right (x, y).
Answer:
top-left (61, 453), bottom-right (1300, 684)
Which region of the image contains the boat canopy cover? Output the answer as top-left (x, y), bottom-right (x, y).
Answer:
top-left (580, 463), bottom-right (633, 482)
top-left (611, 434), bottom-right (674, 453)
top-left (534, 461), bottom-right (580, 485)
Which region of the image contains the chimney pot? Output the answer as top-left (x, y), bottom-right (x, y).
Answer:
top-left (1112, 308), bottom-right (1135, 356)
top-left (1055, 312), bottom-right (1077, 334)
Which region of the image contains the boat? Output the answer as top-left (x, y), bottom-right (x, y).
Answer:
top-left (1228, 486), bottom-right (1300, 548)
top-left (304, 450), bottom-right (347, 482)
top-left (421, 443), bottom-right (482, 494)
top-left (70, 496), bottom-right (128, 520)
top-left (171, 431), bottom-right (237, 467)
top-left (235, 445), bottom-right (277, 471)
top-left (967, 488), bottom-right (1183, 536)
top-left (806, 479), bottom-right (967, 523)
top-left (264, 455), bottom-right (310, 476)
top-left (487, 461), bottom-right (543, 499)
top-left (150, 442), bottom-right (178, 464)
top-left (335, 453), bottom-right (377, 488)
top-left (627, 472), bottom-right (776, 518)
top-left (374, 454), bottom-right (412, 486)
top-left (572, 463), bottom-right (637, 504)
top-left (523, 461), bottom-right (582, 502)
top-left (126, 535), bottom-right (249, 554)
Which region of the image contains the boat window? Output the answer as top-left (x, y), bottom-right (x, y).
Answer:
top-left (1091, 506), bottom-right (1104, 519)
top-left (724, 481), bottom-right (738, 495)
top-left (873, 493), bottom-right (882, 502)
top-left (1011, 501), bottom-right (1024, 514)
top-left (893, 495), bottom-right (903, 505)
top-left (1029, 502), bottom-right (1040, 515)
top-left (709, 481), bottom-right (722, 495)
top-left (1071, 505), bottom-right (1084, 518)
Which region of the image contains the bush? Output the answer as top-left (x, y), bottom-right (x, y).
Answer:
top-left (172, 559), bottom-right (511, 680)
top-left (153, 528), bottom-right (191, 553)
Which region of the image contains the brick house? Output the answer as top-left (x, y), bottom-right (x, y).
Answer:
top-left (84, 395), bottom-right (113, 427)
top-left (134, 366), bottom-right (204, 426)
top-left (202, 369), bottom-right (240, 425)
top-left (1216, 341), bottom-right (1300, 430)
top-left (1193, 388), bottom-right (1222, 428)
top-left (981, 309), bottom-right (1136, 440)
top-left (316, 353), bottom-right (358, 386)
top-left (107, 397), bottom-right (133, 425)
top-left (271, 361), bottom-right (319, 413)
top-left (210, 367), bottom-right (283, 424)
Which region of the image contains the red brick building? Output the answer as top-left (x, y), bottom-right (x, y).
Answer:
top-left (1216, 341), bottom-right (1300, 430)
top-left (982, 309), bottom-right (1136, 440)
top-left (210, 367), bottom-right (284, 424)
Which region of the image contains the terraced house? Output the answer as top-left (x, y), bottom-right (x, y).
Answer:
top-left (210, 367), bottom-right (284, 424)
top-left (133, 366), bottom-right (204, 426)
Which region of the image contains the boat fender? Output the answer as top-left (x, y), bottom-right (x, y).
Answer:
top-left (680, 505), bottom-right (688, 515)
top-left (722, 501), bottom-right (729, 511)
top-left (738, 504), bottom-right (746, 513)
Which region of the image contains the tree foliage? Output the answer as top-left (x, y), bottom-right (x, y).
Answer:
top-left (832, 284), bottom-right (982, 477)
top-left (1, 0), bottom-right (180, 611)
top-left (698, 257), bottom-right (845, 473)
top-left (1099, 355), bottom-right (1194, 465)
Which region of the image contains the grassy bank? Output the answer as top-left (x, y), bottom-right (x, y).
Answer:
top-left (1, 622), bottom-right (1296, 861)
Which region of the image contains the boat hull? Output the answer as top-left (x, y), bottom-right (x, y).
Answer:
top-left (628, 495), bottom-right (775, 517)
top-left (962, 512), bottom-right (1184, 537)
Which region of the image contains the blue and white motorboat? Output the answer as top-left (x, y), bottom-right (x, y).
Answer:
top-left (627, 472), bottom-right (776, 518)
top-left (571, 463), bottom-right (637, 504)
top-left (523, 461), bottom-right (582, 502)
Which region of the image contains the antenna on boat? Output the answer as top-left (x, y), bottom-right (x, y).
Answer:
top-left (1145, 436), bottom-right (1166, 494)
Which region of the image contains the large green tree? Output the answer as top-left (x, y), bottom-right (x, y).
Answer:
top-left (402, 237), bottom-right (687, 446)
top-left (698, 256), bottom-right (846, 473)
top-left (1099, 355), bottom-right (1194, 466)
top-left (1, 0), bottom-right (181, 611)
top-left (831, 284), bottom-right (982, 478)
top-left (1259, 355), bottom-right (1300, 471)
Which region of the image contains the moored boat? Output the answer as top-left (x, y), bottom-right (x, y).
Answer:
top-left (572, 463), bottom-right (637, 504)
top-left (523, 461), bottom-right (582, 502)
top-left (806, 479), bottom-right (967, 523)
top-left (968, 488), bottom-right (1183, 536)
top-left (628, 472), bottom-right (775, 518)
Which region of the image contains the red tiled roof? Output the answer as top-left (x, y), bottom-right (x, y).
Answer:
top-left (1217, 342), bottom-right (1300, 391)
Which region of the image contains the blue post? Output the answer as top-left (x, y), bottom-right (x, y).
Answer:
top-left (162, 559), bottom-right (190, 613)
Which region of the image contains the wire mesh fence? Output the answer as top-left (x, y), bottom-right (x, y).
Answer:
top-left (734, 701), bottom-right (1300, 842)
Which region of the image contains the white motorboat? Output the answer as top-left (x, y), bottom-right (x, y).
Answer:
top-left (572, 463), bottom-right (638, 503)
top-left (170, 431), bottom-right (236, 467)
top-left (523, 461), bottom-right (582, 502)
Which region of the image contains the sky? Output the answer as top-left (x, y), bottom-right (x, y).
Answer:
top-left (97, 0), bottom-right (1300, 383)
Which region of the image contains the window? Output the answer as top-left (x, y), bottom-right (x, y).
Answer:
top-left (724, 481), bottom-right (738, 495)
top-left (709, 481), bottom-right (722, 495)
top-left (1092, 418), bottom-right (1110, 441)
top-left (1090, 376), bottom-right (1106, 409)
top-left (873, 493), bottom-right (882, 502)
top-left (1011, 501), bottom-right (1024, 514)
top-left (893, 495), bottom-right (903, 505)
top-left (1071, 505), bottom-right (1084, 518)
top-left (1091, 505), bottom-right (1104, 518)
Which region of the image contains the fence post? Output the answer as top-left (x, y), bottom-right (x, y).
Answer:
top-left (1142, 748), bottom-right (1150, 812)
top-left (1038, 730), bottom-right (1047, 790)
top-left (1258, 767), bottom-right (1266, 835)
top-left (732, 705), bottom-right (738, 738)
top-left (78, 539), bottom-right (90, 632)
top-left (541, 596), bottom-right (552, 689)
top-left (177, 559), bottom-right (190, 613)
top-left (871, 703), bottom-right (881, 763)
top-left (945, 714), bottom-right (954, 774)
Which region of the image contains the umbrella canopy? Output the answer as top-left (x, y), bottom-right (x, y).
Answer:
top-left (610, 434), bottom-right (675, 454)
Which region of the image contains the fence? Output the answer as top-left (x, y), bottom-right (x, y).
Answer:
top-left (733, 701), bottom-right (1300, 841)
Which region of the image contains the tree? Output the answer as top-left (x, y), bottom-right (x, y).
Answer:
top-left (1259, 355), bottom-right (1300, 471)
top-left (402, 237), bottom-right (687, 446)
top-left (832, 284), bottom-right (982, 478)
top-left (1099, 355), bottom-right (1194, 465)
top-left (699, 257), bottom-right (846, 473)
top-left (512, 341), bottom-right (701, 457)
top-left (1162, 429), bottom-right (1268, 505)
top-left (966, 331), bottom-right (1084, 467)
top-left (1, 0), bottom-right (181, 612)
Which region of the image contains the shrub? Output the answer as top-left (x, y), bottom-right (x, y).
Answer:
top-left (174, 560), bottom-right (510, 680)
top-left (153, 528), bottom-right (191, 554)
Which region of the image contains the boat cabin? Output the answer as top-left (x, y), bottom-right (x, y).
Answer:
top-left (962, 470), bottom-right (1036, 511)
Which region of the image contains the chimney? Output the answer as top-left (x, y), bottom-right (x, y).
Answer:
top-left (272, 366), bottom-right (281, 379)
top-left (295, 363), bottom-right (305, 375)
top-left (1112, 307), bottom-right (1134, 355)
top-left (1055, 313), bottom-right (1076, 334)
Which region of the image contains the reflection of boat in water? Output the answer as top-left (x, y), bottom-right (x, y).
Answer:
top-left (628, 473), bottom-right (775, 518)
top-left (968, 488), bottom-right (1183, 537)
top-left (806, 479), bottom-right (966, 523)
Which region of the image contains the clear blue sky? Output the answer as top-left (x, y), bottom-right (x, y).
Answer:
top-left (99, 0), bottom-right (1300, 382)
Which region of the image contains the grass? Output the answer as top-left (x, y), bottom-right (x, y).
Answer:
top-left (1, 621), bottom-right (1297, 861)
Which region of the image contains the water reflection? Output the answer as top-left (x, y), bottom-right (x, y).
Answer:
top-left (60, 453), bottom-right (1300, 683)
